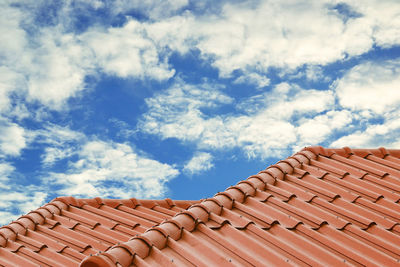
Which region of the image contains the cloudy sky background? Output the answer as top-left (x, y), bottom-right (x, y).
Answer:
top-left (0, 0), bottom-right (399, 225)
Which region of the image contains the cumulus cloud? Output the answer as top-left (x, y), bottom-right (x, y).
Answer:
top-left (47, 140), bottom-right (179, 199)
top-left (26, 31), bottom-right (90, 109)
top-left (335, 60), bottom-right (400, 114)
top-left (2, 0), bottom-right (400, 115)
top-left (0, 1), bottom-right (179, 114)
top-left (185, 0), bottom-right (374, 77)
top-left (144, 0), bottom-right (400, 80)
top-left (294, 110), bottom-right (353, 151)
top-left (0, 119), bottom-right (28, 157)
top-left (331, 58), bottom-right (400, 148)
top-left (183, 152), bottom-right (214, 175)
top-left (0, 2), bottom-right (89, 111)
top-left (345, 0), bottom-right (400, 48)
top-left (82, 20), bottom-right (175, 80)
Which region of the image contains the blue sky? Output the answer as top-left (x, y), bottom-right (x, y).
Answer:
top-left (1, 0), bottom-right (400, 225)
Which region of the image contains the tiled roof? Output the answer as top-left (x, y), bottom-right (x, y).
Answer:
top-left (0, 197), bottom-right (196, 266)
top-left (1, 147), bottom-right (400, 266)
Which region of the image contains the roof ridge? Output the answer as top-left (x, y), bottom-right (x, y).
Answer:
top-left (303, 146), bottom-right (400, 158)
top-left (80, 149), bottom-right (317, 267)
top-left (0, 199), bottom-right (69, 248)
top-left (53, 196), bottom-right (197, 209)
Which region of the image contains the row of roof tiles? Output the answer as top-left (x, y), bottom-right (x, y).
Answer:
top-left (0, 146), bottom-right (399, 266)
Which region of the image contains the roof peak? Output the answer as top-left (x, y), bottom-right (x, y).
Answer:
top-left (302, 146), bottom-right (400, 158)
top-left (52, 196), bottom-right (197, 210)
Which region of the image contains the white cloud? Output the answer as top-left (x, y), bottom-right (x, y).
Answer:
top-left (108, 0), bottom-right (189, 20)
top-left (0, 162), bottom-right (15, 185)
top-left (0, 2), bottom-right (90, 111)
top-left (335, 60), bottom-right (400, 114)
top-left (109, 118), bottom-right (137, 138)
top-left (0, 1), bottom-right (180, 114)
top-left (0, 120), bottom-right (28, 157)
top-left (37, 124), bottom-right (85, 146)
top-left (0, 120), bottom-right (182, 225)
top-left (0, 67), bottom-right (24, 113)
top-left (294, 110), bottom-right (353, 151)
top-left (233, 73), bottom-right (270, 88)
top-left (31, 124), bottom-right (180, 199)
top-left (331, 115), bottom-right (400, 148)
top-left (0, 190), bottom-right (48, 226)
top-left (0, 211), bottom-right (16, 226)
top-left (144, 0), bottom-right (400, 80)
top-left (305, 65), bottom-right (327, 82)
top-left (188, 0), bottom-right (375, 77)
top-left (330, 58), bottom-right (400, 148)
top-left (140, 81), bottom-right (336, 158)
top-left (0, 3), bottom-right (27, 65)
top-left (0, 162), bottom-right (48, 226)
top-left (183, 152), bottom-right (213, 175)
top-left (35, 124), bottom-right (85, 166)
top-left (47, 140), bottom-right (179, 199)
top-left (344, 0), bottom-right (400, 48)
top-left (2, 0), bottom-right (400, 115)
top-left (140, 80), bottom-right (233, 141)
top-left (26, 31), bottom-right (90, 109)
top-left (82, 20), bottom-right (175, 80)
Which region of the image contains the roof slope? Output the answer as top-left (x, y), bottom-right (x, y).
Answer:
top-left (80, 147), bottom-right (400, 267)
top-left (0, 197), bottom-right (196, 266)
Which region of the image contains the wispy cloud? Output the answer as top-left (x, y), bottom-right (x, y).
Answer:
top-left (0, 162), bottom-right (48, 225)
top-left (183, 152), bottom-right (214, 175)
top-left (36, 124), bottom-right (86, 166)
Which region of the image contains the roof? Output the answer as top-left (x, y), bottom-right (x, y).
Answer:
top-left (1, 146), bottom-right (400, 266)
top-left (0, 197), bottom-right (197, 266)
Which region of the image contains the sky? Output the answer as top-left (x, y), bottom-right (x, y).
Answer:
top-left (0, 0), bottom-right (400, 225)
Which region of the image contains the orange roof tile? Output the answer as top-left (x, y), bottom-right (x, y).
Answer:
top-left (1, 146), bottom-right (400, 266)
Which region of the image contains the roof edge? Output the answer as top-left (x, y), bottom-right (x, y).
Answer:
top-left (0, 199), bottom-right (69, 247)
top-left (303, 146), bottom-right (400, 158)
top-left (80, 149), bottom-right (317, 267)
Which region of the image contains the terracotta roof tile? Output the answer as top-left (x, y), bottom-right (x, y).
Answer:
top-left (0, 197), bottom-right (198, 266)
top-left (1, 146), bottom-right (400, 266)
